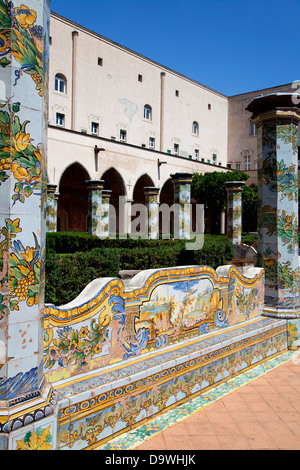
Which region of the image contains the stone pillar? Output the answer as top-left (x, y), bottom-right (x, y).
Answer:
top-left (171, 173), bottom-right (193, 240)
top-left (99, 189), bottom-right (112, 239)
top-left (246, 93), bottom-right (300, 348)
top-left (0, 0), bottom-right (56, 450)
top-left (86, 180), bottom-right (104, 237)
top-left (46, 184), bottom-right (59, 233)
top-left (144, 187), bottom-right (160, 239)
top-left (225, 181), bottom-right (245, 246)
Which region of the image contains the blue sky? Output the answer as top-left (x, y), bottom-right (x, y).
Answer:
top-left (50, 0), bottom-right (300, 96)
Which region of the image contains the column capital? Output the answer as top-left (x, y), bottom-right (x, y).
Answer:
top-left (144, 186), bottom-right (160, 196)
top-left (246, 93), bottom-right (300, 125)
top-left (171, 172), bottom-right (193, 184)
top-left (102, 189), bottom-right (112, 198)
top-left (86, 179), bottom-right (104, 191)
top-left (46, 183), bottom-right (57, 193)
top-left (225, 181), bottom-right (245, 192)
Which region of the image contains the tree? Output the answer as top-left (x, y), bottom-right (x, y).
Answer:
top-left (192, 170), bottom-right (249, 233)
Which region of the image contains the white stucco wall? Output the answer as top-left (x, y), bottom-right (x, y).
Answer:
top-left (48, 13), bottom-right (229, 189)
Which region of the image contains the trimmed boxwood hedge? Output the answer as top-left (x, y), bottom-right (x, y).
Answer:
top-left (45, 232), bottom-right (234, 306)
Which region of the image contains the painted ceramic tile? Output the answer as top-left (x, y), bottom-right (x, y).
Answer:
top-left (257, 116), bottom-right (300, 315)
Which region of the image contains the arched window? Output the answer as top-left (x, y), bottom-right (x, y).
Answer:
top-left (192, 121), bottom-right (199, 135)
top-left (55, 74), bottom-right (67, 93)
top-left (144, 104), bottom-right (152, 120)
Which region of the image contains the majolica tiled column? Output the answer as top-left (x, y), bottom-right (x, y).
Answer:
top-left (46, 184), bottom-right (59, 232)
top-left (99, 189), bottom-right (112, 239)
top-left (0, 0), bottom-right (56, 450)
top-left (247, 93), bottom-right (300, 349)
top-left (225, 181), bottom-right (245, 246)
top-left (86, 180), bottom-right (104, 237)
top-left (171, 173), bottom-right (193, 239)
top-left (144, 187), bottom-right (160, 239)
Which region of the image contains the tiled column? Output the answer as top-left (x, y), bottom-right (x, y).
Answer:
top-left (144, 187), bottom-right (160, 239)
top-left (46, 184), bottom-right (59, 232)
top-left (0, 0), bottom-right (56, 450)
top-left (86, 180), bottom-right (104, 237)
top-left (225, 181), bottom-right (245, 246)
top-left (171, 173), bottom-right (193, 240)
top-left (246, 93), bottom-right (300, 348)
top-left (99, 189), bottom-right (112, 239)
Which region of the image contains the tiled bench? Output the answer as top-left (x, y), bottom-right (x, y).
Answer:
top-left (54, 315), bottom-right (287, 450)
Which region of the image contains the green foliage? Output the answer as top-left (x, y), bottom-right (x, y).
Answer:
top-left (45, 248), bottom-right (121, 306)
top-left (46, 232), bottom-right (182, 254)
top-left (45, 233), bottom-right (234, 306)
top-left (192, 170), bottom-right (249, 212)
top-left (242, 184), bottom-right (258, 214)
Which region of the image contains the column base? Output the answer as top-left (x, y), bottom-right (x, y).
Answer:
top-left (0, 377), bottom-right (56, 435)
top-left (262, 306), bottom-right (300, 350)
top-left (262, 306), bottom-right (300, 319)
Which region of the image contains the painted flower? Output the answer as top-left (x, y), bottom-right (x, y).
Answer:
top-left (83, 346), bottom-right (91, 356)
top-left (68, 340), bottom-right (77, 353)
top-left (49, 346), bottom-right (59, 361)
top-left (79, 326), bottom-right (88, 338)
top-left (14, 5), bottom-right (37, 29)
top-left (0, 33), bottom-right (9, 54)
top-left (94, 343), bottom-right (102, 355)
top-left (12, 163), bottom-right (31, 183)
top-left (13, 131), bottom-right (33, 152)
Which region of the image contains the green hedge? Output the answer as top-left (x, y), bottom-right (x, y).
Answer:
top-left (46, 232), bottom-right (182, 253)
top-left (45, 233), bottom-right (234, 306)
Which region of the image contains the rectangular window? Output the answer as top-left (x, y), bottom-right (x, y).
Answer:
top-left (91, 122), bottom-right (99, 135)
top-left (249, 120), bottom-right (257, 136)
top-left (236, 163), bottom-right (241, 170)
top-left (56, 113), bottom-right (65, 127)
top-left (120, 129), bottom-right (127, 142)
top-left (174, 143), bottom-right (179, 155)
top-left (149, 137), bottom-right (155, 149)
top-left (208, 104), bottom-right (211, 110)
top-left (138, 74), bottom-right (143, 82)
top-left (194, 149), bottom-right (199, 160)
top-left (55, 76), bottom-right (65, 93)
top-left (144, 105), bottom-right (151, 120)
top-left (98, 57), bottom-right (103, 66)
top-left (175, 90), bottom-right (179, 97)
top-left (244, 155), bottom-right (251, 170)
top-left (212, 153), bottom-right (217, 164)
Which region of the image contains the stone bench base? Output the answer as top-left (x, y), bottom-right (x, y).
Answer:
top-left (54, 316), bottom-right (287, 450)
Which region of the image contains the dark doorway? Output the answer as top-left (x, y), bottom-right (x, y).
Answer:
top-left (101, 168), bottom-right (126, 234)
top-left (57, 163), bottom-right (90, 232)
top-left (159, 178), bottom-right (174, 236)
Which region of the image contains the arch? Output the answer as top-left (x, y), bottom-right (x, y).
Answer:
top-left (144, 104), bottom-right (152, 120)
top-left (133, 174), bottom-right (155, 205)
top-left (55, 73), bottom-right (67, 94)
top-left (57, 162), bottom-right (90, 232)
top-left (192, 121), bottom-right (199, 136)
top-left (159, 178), bottom-right (174, 236)
top-left (101, 168), bottom-right (126, 234)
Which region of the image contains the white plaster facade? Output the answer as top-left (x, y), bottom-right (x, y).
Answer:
top-left (48, 14), bottom-right (228, 184)
top-left (47, 12), bottom-right (297, 231)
